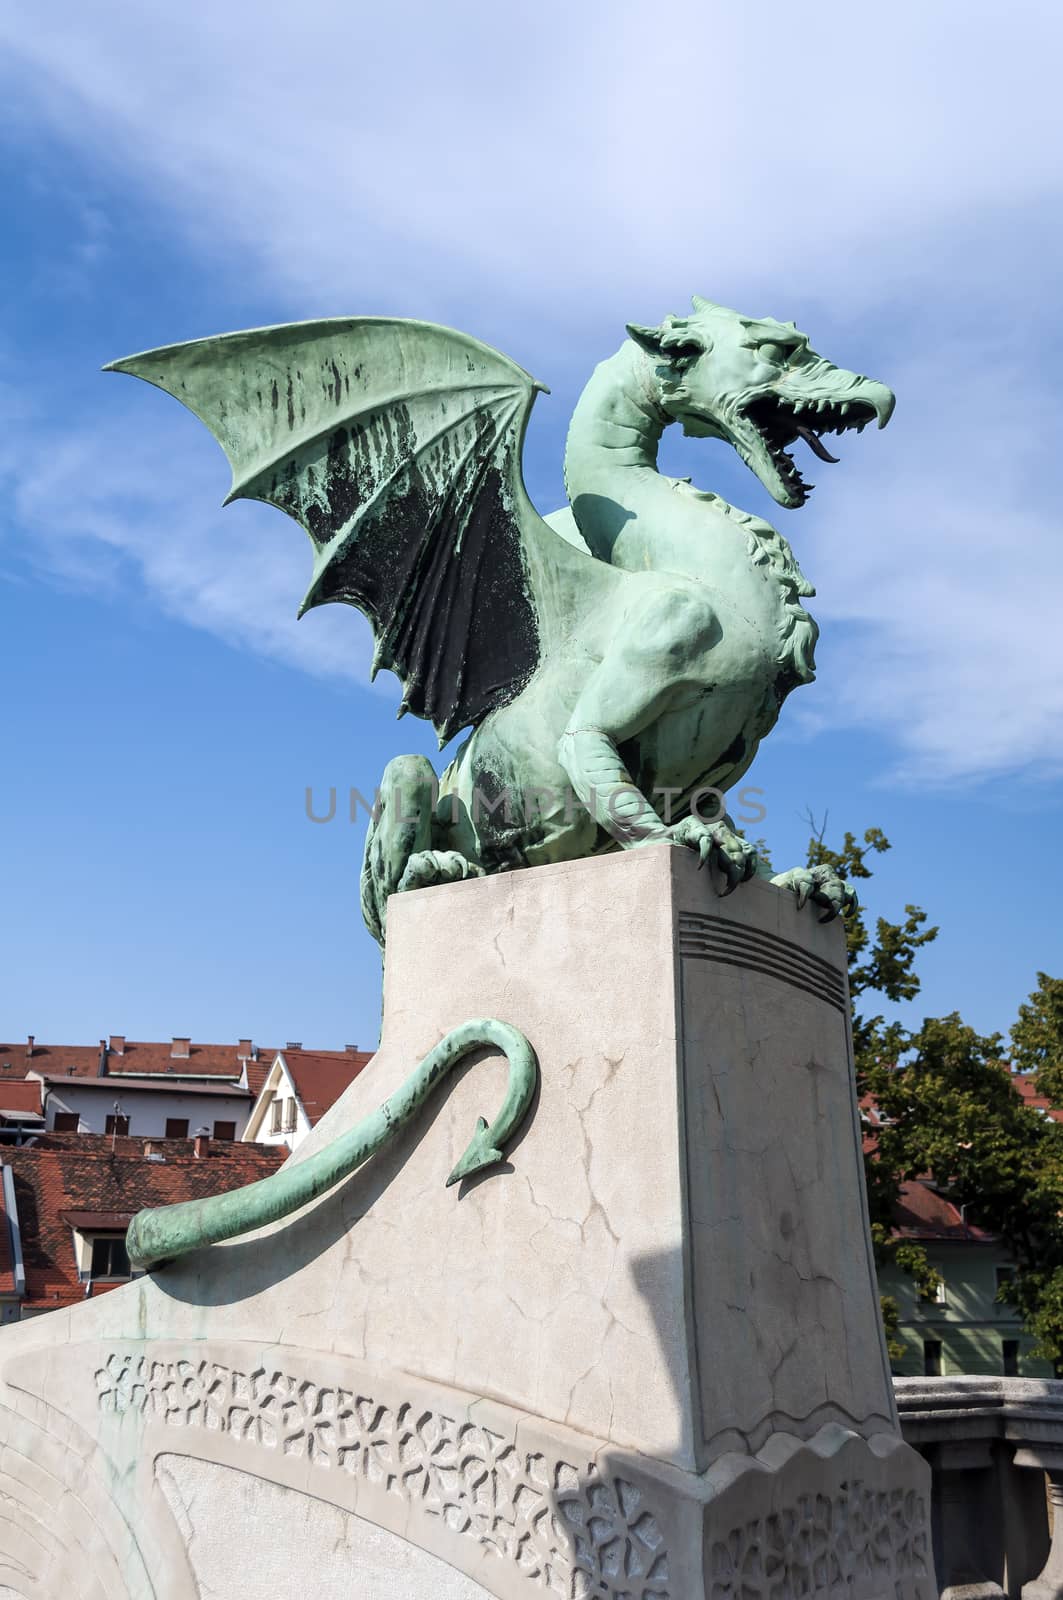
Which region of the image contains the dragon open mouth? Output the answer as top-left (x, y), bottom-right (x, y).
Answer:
top-left (740, 393), bottom-right (880, 507)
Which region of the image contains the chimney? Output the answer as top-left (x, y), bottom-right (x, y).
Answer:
top-left (285, 1041), bottom-right (302, 1051)
top-left (26, 1036), bottom-right (34, 1058)
top-left (110, 1034), bottom-right (125, 1055)
top-left (193, 1132), bottom-right (210, 1159)
top-left (346, 1044), bottom-right (360, 1056)
top-left (171, 1037), bottom-right (191, 1060)
top-left (98, 1039), bottom-right (108, 1076)
top-left (237, 1038), bottom-right (253, 1060)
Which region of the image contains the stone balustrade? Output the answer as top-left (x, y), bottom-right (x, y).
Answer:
top-left (896, 1376), bottom-right (1063, 1600)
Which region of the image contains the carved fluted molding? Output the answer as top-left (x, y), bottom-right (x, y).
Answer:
top-left (895, 1377), bottom-right (1063, 1600)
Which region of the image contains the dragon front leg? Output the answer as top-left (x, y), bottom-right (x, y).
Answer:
top-left (556, 585), bottom-right (757, 892)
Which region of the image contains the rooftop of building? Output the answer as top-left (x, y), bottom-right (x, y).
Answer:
top-left (33, 1073), bottom-right (251, 1098)
top-left (279, 1048), bottom-right (373, 1127)
top-left (0, 1080), bottom-right (44, 1118)
top-left (892, 1179), bottom-right (996, 1243)
top-left (0, 1134), bottom-right (287, 1312)
top-left (0, 1035), bottom-right (268, 1081)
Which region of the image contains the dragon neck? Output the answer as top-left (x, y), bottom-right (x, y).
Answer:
top-left (560, 337), bottom-right (819, 693)
top-left (562, 342), bottom-right (672, 556)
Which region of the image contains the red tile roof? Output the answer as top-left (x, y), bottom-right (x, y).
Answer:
top-left (0, 1044), bottom-right (103, 1078)
top-left (1011, 1073), bottom-right (1063, 1123)
top-left (282, 1049), bottom-right (372, 1127)
top-left (892, 1179), bottom-right (995, 1242)
top-left (0, 1081), bottom-right (44, 1118)
top-left (1, 1135), bottom-right (285, 1312)
top-left (0, 1040), bottom-right (275, 1082)
top-left (245, 1059), bottom-right (272, 1100)
top-left (98, 1041), bottom-right (261, 1078)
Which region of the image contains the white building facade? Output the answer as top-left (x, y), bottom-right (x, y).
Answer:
top-left (31, 1074), bottom-right (252, 1142)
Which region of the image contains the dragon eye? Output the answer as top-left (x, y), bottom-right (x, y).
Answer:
top-left (669, 342), bottom-right (703, 371)
top-left (759, 337), bottom-right (804, 365)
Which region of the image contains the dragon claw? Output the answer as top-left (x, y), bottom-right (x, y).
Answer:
top-left (669, 816), bottom-right (758, 895)
top-left (398, 850), bottom-right (484, 895)
top-left (771, 864), bottom-right (857, 923)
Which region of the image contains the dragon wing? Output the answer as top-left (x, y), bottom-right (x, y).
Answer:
top-left (106, 317), bottom-right (557, 745)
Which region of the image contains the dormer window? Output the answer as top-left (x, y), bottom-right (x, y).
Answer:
top-left (89, 1235), bottom-right (131, 1280)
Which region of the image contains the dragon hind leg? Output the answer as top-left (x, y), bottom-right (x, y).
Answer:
top-left (361, 754), bottom-right (436, 944)
top-left (361, 754), bottom-right (483, 944)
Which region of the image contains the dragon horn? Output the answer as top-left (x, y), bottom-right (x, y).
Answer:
top-left (626, 321), bottom-right (665, 352)
top-left (690, 295), bottom-right (718, 313)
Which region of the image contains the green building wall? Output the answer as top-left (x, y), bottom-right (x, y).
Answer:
top-left (878, 1241), bottom-right (1054, 1379)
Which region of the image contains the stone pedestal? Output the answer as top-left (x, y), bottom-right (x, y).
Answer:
top-left (0, 847), bottom-right (935, 1598)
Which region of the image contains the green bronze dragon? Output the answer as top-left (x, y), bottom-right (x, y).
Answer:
top-left (109, 297), bottom-right (893, 1270)
top-left (109, 296), bottom-right (894, 942)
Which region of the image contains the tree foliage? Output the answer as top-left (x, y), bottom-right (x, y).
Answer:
top-left (1012, 971), bottom-right (1063, 1103)
top-left (859, 948), bottom-right (1063, 1363)
top-left (871, 1007), bottom-right (1063, 1364)
top-left (787, 820), bottom-right (1063, 1364)
top-left (804, 821), bottom-right (937, 1074)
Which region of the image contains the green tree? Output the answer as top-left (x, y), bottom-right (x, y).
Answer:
top-left (867, 987), bottom-right (1063, 1368)
top-left (1011, 971), bottom-right (1063, 1102)
top-left (768, 826), bottom-right (1063, 1364)
top-left (757, 817), bottom-right (939, 1071)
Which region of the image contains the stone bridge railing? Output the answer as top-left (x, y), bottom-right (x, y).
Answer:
top-left (896, 1376), bottom-right (1063, 1600)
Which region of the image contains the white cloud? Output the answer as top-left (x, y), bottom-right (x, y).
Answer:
top-left (2, 0), bottom-right (1061, 319)
top-left (1, 0), bottom-right (1062, 783)
top-left (789, 343), bottom-right (1063, 783)
top-left (0, 392), bottom-right (372, 683)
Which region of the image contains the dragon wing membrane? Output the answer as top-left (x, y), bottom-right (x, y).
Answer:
top-left (106, 317), bottom-right (559, 744)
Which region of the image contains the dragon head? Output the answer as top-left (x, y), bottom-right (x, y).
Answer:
top-left (627, 296), bottom-right (895, 509)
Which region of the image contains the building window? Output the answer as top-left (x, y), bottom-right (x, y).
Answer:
top-left (1002, 1339), bottom-right (1020, 1377)
top-left (104, 1114), bottom-right (130, 1136)
top-left (53, 1112), bottom-right (80, 1132)
top-left (923, 1340), bottom-right (943, 1377)
top-left (995, 1265), bottom-right (1015, 1298)
top-left (283, 1097), bottom-right (297, 1132)
top-left (270, 1097), bottom-right (283, 1134)
top-left (90, 1236), bottom-right (131, 1279)
top-left (165, 1118), bottom-right (189, 1140)
top-left (213, 1121), bottom-right (236, 1142)
top-left (933, 1280), bottom-right (948, 1305)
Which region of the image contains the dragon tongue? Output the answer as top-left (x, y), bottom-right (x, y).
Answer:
top-left (795, 423), bottom-right (840, 464)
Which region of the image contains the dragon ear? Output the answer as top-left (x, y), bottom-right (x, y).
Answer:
top-left (626, 322), bottom-right (666, 355)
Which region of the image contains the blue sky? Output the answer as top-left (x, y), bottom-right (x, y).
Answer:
top-left (1, 0), bottom-right (1061, 1053)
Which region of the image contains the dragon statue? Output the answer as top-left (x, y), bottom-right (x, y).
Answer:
top-left (109, 298), bottom-right (894, 1269)
top-left (109, 297), bottom-right (894, 940)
